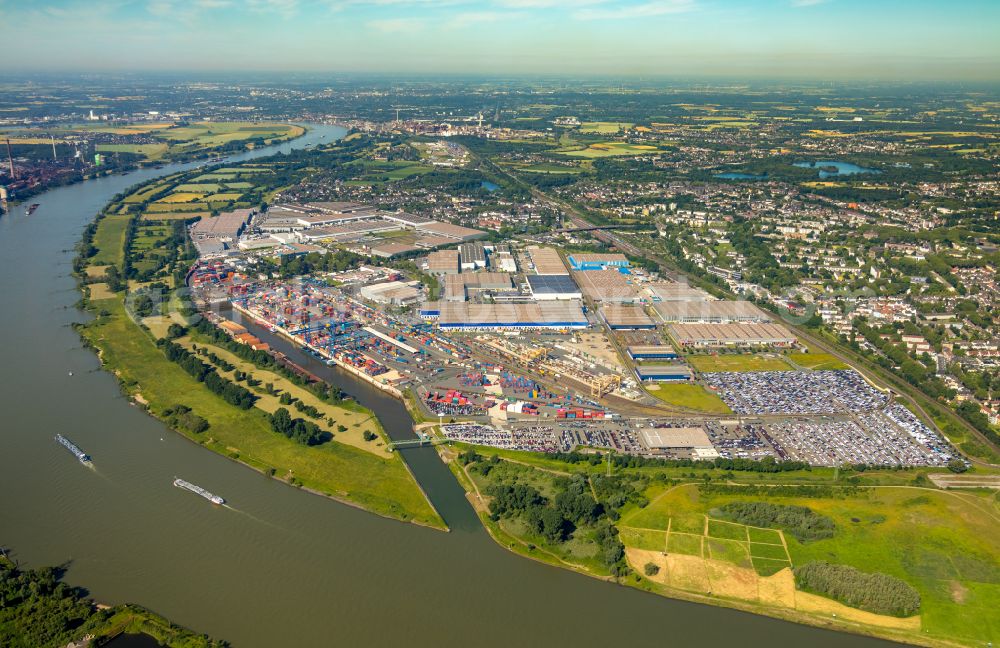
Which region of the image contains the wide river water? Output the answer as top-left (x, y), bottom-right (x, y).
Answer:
top-left (0, 124), bottom-right (899, 647)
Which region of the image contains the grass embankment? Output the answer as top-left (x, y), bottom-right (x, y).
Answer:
top-left (686, 353), bottom-right (794, 373)
top-left (645, 383), bottom-right (732, 414)
top-left (75, 188), bottom-right (445, 529)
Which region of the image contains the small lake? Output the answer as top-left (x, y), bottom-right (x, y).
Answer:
top-left (716, 172), bottom-right (767, 180)
top-left (481, 180), bottom-right (500, 192)
top-left (794, 160), bottom-right (881, 178)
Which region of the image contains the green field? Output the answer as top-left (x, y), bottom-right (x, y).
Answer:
top-left (687, 354), bottom-right (794, 373)
top-left (96, 143), bottom-right (169, 158)
top-left (622, 483), bottom-right (1000, 646)
top-left (520, 163), bottom-right (585, 174)
top-left (90, 214), bottom-right (130, 265)
top-left (646, 383), bottom-right (732, 414)
top-left (786, 352), bottom-right (849, 370)
top-left (173, 183), bottom-right (222, 192)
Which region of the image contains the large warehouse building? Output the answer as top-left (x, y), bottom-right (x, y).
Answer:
top-left (635, 365), bottom-right (694, 382)
top-left (627, 345), bottom-right (679, 361)
top-left (526, 247), bottom-right (569, 275)
top-left (601, 305), bottom-right (657, 330)
top-left (654, 300), bottom-right (772, 323)
top-left (526, 274), bottom-right (582, 301)
top-left (572, 270), bottom-right (641, 303)
top-left (640, 426), bottom-right (718, 458)
top-left (435, 301), bottom-right (588, 331)
top-left (668, 322), bottom-right (797, 348)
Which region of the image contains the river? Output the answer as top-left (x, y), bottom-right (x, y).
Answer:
top-left (0, 124), bottom-right (898, 647)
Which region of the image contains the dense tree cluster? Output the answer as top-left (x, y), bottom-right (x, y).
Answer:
top-left (157, 340), bottom-right (256, 409)
top-left (794, 561), bottom-right (921, 617)
top-left (270, 407), bottom-right (327, 446)
top-left (163, 404), bottom-right (209, 435)
top-left (0, 559), bottom-right (229, 648)
top-left (0, 561), bottom-right (96, 648)
top-left (717, 502), bottom-right (836, 542)
top-left (470, 454), bottom-right (627, 575)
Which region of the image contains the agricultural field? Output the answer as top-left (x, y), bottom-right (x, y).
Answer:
top-left (645, 383), bottom-right (732, 414)
top-left (556, 141), bottom-right (662, 158)
top-left (31, 122), bottom-right (302, 166)
top-left (579, 121), bottom-right (634, 133)
top-left (686, 354), bottom-right (794, 373)
top-left (159, 122), bottom-right (304, 150)
top-left (621, 483), bottom-right (1000, 647)
top-left (156, 192), bottom-right (207, 203)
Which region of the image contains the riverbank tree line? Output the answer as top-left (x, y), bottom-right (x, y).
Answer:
top-left (190, 319), bottom-right (351, 408)
top-left (543, 450), bottom-right (810, 473)
top-left (157, 339), bottom-right (256, 409)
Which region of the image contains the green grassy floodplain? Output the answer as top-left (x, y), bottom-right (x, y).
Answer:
top-left (442, 439), bottom-right (1000, 646)
top-left (78, 297), bottom-right (443, 528)
top-left (75, 178), bottom-right (445, 529)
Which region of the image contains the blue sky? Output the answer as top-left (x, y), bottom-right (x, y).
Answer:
top-left (1, 0), bottom-right (998, 79)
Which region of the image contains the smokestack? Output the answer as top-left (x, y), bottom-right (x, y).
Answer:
top-left (51, 135), bottom-right (58, 160)
top-left (5, 138), bottom-right (14, 179)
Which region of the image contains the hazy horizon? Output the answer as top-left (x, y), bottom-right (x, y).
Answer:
top-left (1, 0), bottom-right (998, 81)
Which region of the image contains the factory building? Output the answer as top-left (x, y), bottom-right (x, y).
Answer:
top-left (459, 242), bottom-right (487, 270)
top-left (416, 221), bottom-right (487, 242)
top-left (426, 249), bottom-right (461, 275)
top-left (359, 281), bottom-right (422, 305)
top-left (567, 253), bottom-right (630, 271)
top-left (491, 245), bottom-right (518, 273)
top-left (443, 272), bottom-right (515, 301)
